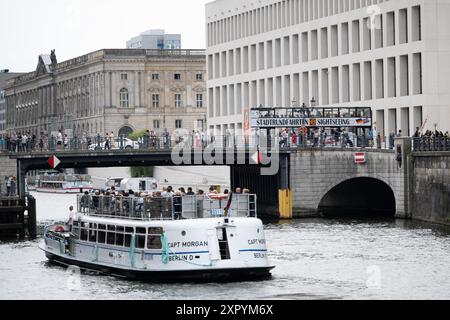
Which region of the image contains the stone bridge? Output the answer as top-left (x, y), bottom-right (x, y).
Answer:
top-left (1, 138), bottom-right (430, 221)
top-left (289, 148), bottom-right (406, 218)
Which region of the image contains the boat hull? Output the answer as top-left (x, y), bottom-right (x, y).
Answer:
top-left (45, 251), bottom-right (274, 283)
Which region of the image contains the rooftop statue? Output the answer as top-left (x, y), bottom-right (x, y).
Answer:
top-left (50, 49), bottom-right (57, 66)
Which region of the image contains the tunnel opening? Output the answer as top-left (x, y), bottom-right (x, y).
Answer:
top-left (318, 177), bottom-right (396, 218)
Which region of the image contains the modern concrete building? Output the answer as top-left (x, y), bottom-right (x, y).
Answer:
top-left (0, 70), bottom-right (23, 136)
top-left (4, 49), bottom-right (206, 138)
top-left (205, 0), bottom-right (450, 136)
top-left (126, 29), bottom-right (182, 49)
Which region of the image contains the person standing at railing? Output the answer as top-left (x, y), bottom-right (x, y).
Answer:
top-left (291, 130), bottom-right (297, 148)
top-left (373, 127), bottom-right (379, 149)
top-left (186, 187), bottom-right (195, 196)
top-left (104, 133), bottom-right (110, 150)
top-left (10, 132), bottom-right (17, 152)
top-left (110, 132), bottom-right (116, 149)
top-left (57, 130), bottom-right (63, 151)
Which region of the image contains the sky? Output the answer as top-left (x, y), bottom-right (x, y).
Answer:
top-left (0, 0), bottom-right (211, 72)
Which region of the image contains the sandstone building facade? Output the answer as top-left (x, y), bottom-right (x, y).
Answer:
top-left (4, 49), bottom-right (206, 138)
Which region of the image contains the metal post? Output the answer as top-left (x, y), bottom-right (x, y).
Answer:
top-left (27, 195), bottom-right (37, 238)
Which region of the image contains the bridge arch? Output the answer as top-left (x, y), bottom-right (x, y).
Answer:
top-left (317, 177), bottom-right (396, 218)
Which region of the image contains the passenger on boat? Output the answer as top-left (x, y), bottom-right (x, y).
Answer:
top-left (67, 206), bottom-right (76, 230)
top-left (186, 187), bottom-right (195, 196)
top-left (92, 191), bottom-right (100, 210)
top-left (235, 188), bottom-right (242, 194)
top-left (80, 191), bottom-right (90, 213)
top-left (207, 186), bottom-right (218, 196)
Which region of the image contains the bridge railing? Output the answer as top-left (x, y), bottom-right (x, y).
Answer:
top-left (412, 137), bottom-right (450, 152)
top-left (0, 133), bottom-right (396, 154)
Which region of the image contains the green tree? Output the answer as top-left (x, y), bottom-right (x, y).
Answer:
top-left (128, 129), bottom-right (147, 141)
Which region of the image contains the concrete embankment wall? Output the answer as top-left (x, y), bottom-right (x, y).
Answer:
top-left (0, 154), bottom-right (17, 194)
top-left (411, 152), bottom-right (450, 225)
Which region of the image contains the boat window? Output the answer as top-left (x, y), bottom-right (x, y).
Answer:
top-left (136, 227), bottom-right (146, 234)
top-left (116, 226), bottom-right (124, 233)
top-left (148, 227), bottom-right (163, 235)
top-left (107, 225), bottom-right (116, 231)
top-left (97, 230), bottom-right (106, 244)
top-left (82, 222), bottom-right (89, 228)
top-left (80, 228), bottom-right (88, 241)
top-left (136, 235), bottom-right (146, 249)
top-left (73, 221), bottom-right (79, 227)
top-left (89, 230), bottom-right (97, 242)
top-left (98, 224), bottom-right (106, 230)
top-left (124, 234), bottom-right (132, 247)
top-left (147, 236), bottom-right (162, 250)
top-left (116, 233), bottom-right (124, 247)
top-left (107, 232), bottom-right (115, 245)
top-left (89, 223), bottom-right (97, 229)
top-left (125, 227), bottom-right (134, 233)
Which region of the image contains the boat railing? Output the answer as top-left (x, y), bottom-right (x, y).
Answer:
top-left (76, 194), bottom-right (257, 220)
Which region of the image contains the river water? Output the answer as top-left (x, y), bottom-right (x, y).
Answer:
top-left (1, 192), bottom-right (450, 300)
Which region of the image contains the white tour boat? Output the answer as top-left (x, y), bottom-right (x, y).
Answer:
top-left (35, 173), bottom-right (94, 194)
top-left (41, 193), bottom-right (275, 282)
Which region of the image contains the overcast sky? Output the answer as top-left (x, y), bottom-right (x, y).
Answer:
top-left (0, 0), bottom-right (211, 72)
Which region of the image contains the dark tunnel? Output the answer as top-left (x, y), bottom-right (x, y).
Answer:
top-left (318, 177), bottom-right (396, 218)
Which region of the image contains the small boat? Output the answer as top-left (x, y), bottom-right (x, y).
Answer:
top-left (40, 193), bottom-right (275, 282)
top-left (35, 173), bottom-right (94, 194)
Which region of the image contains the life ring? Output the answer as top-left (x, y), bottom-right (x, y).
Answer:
top-left (54, 225), bottom-right (65, 233)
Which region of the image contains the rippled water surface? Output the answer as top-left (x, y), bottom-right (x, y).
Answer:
top-left (1, 192), bottom-right (450, 300)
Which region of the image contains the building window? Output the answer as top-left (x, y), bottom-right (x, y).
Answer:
top-left (174, 73), bottom-right (181, 80)
top-left (197, 119), bottom-right (205, 130)
top-left (119, 88), bottom-right (129, 108)
top-left (196, 94), bottom-right (203, 108)
top-left (174, 94), bottom-right (182, 108)
top-left (175, 120), bottom-right (183, 129)
top-left (121, 73), bottom-right (128, 80)
top-left (153, 120), bottom-right (160, 129)
top-left (151, 73), bottom-right (159, 80)
top-left (152, 94), bottom-right (160, 109)
top-left (196, 73), bottom-right (203, 81)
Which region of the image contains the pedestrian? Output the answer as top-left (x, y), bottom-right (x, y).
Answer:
top-left (6, 176), bottom-right (11, 196)
top-left (104, 133), bottom-right (110, 150)
top-left (291, 130), bottom-right (297, 147)
top-left (57, 130), bottom-right (63, 150)
top-left (110, 131), bottom-right (115, 149)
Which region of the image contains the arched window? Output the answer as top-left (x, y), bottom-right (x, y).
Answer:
top-left (119, 88), bottom-right (129, 108)
top-left (119, 126), bottom-right (134, 138)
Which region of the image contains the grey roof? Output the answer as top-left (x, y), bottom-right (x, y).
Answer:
top-left (0, 72), bottom-right (24, 90)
